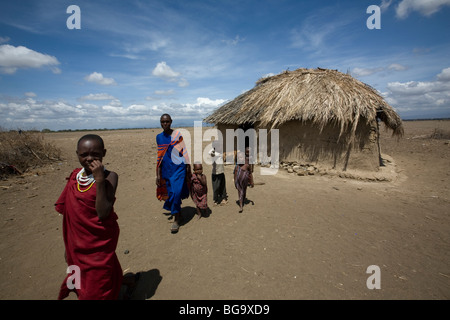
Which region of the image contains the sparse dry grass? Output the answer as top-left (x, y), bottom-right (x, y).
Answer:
top-left (0, 130), bottom-right (62, 178)
top-left (430, 128), bottom-right (450, 140)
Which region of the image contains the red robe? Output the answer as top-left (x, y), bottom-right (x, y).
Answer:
top-left (55, 168), bottom-right (122, 300)
top-left (190, 174), bottom-right (208, 209)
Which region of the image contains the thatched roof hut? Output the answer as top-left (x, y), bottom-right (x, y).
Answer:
top-left (205, 67), bottom-right (403, 172)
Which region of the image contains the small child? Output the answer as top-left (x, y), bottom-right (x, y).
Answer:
top-left (234, 151), bottom-right (254, 213)
top-left (209, 147), bottom-right (228, 206)
top-left (55, 134), bottom-right (123, 300)
top-left (190, 163), bottom-right (208, 219)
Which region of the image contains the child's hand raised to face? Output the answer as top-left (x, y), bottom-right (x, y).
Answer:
top-left (89, 160), bottom-right (105, 182)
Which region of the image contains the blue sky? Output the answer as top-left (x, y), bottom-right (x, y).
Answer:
top-left (1, 0), bottom-right (449, 130)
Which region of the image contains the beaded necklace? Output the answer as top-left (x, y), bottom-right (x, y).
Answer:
top-left (76, 168), bottom-right (95, 192)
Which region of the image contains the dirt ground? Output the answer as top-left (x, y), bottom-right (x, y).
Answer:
top-left (0, 120), bottom-right (449, 300)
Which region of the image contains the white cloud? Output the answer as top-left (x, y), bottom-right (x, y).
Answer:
top-left (383, 67), bottom-right (450, 117)
top-left (437, 67), bottom-right (450, 81)
top-left (152, 61), bottom-right (180, 80)
top-left (84, 72), bottom-right (117, 86)
top-left (194, 97), bottom-right (226, 106)
top-left (109, 52), bottom-right (142, 60)
top-left (352, 63), bottom-right (408, 77)
top-left (0, 36), bottom-right (10, 44)
top-left (388, 63), bottom-right (408, 71)
top-left (290, 7), bottom-right (355, 53)
top-left (412, 47), bottom-right (432, 55)
top-left (222, 35), bottom-right (245, 46)
top-left (133, 97), bottom-right (226, 122)
top-left (0, 93), bottom-right (225, 130)
top-left (102, 105), bottom-right (128, 115)
top-left (0, 98), bottom-right (87, 126)
top-left (178, 97), bottom-right (227, 118)
top-left (387, 67), bottom-right (450, 94)
top-left (152, 61), bottom-right (189, 88)
top-left (387, 80), bottom-right (448, 95)
top-left (261, 73), bottom-right (275, 79)
top-left (396, 0), bottom-right (450, 19)
top-left (51, 67), bottom-right (62, 74)
top-left (25, 92), bottom-right (37, 97)
top-left (154, 89), bottom-right (175, 95)
top-left (352, 67), bottom-right (384, 77)
top-left (291, 25), bottom-right (330, 51)
top-left (80, 93), bottom-right (116, 101)
top-left (178, 78), bottom-right (189, 87)
top-left (0, 44), bottom-right (60, 74)
top-left (145, 96), bottom-right (161, 101)
top-left (130, 36), bottom-right (170, 52)
top-left (380, 0), bottom-right (393, 12)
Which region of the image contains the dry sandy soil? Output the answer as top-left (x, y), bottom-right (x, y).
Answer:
top-left (0, 120), bottom-right (449, 300)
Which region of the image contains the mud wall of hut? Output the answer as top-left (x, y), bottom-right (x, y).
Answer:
top-left (276, 120), bottom-right (380, 171)
top-left (216, 119), bottom-right (381, 171)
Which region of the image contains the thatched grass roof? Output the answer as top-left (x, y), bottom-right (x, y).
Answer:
top-left (205, 68), bottom-right (403, 136)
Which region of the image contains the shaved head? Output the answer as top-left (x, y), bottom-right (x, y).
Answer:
top-left (77, 134), bottom-right (104, 150)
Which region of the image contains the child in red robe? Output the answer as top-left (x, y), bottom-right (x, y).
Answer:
top-left (234, 151), bottom-right (254, 213)
top-left (190, 163), bottom-right (208, 219)
top-left (55, 134), bottom-right (123, 300)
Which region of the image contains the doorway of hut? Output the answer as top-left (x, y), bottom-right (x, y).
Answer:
top-left (239, 122), bottom-right (254, 150)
